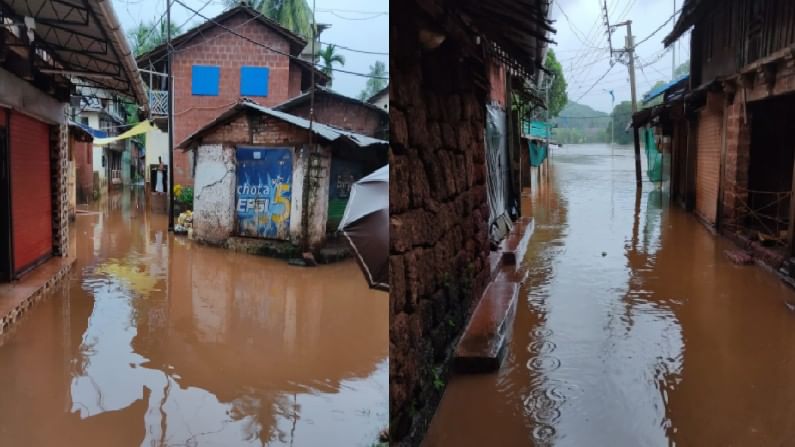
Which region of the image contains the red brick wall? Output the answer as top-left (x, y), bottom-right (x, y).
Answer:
top-left (286, 95), bottom-right (387, 138)
top-left (288, 62), bottom-right (303, 98)
top-left (488, 61), bottom-right (506, 108)
top-left (9, 112), bottom-right (52, 272)
top-left (72, 138), bottom-right (93, 202)
top-left (197, 112), bottom-right (310, 147)
top-left (171, 14), bottom-right (302, 186)
top-left (720, 98), bottom-right (750, 227)
top-left (390, 10), bottom-right (491, 443)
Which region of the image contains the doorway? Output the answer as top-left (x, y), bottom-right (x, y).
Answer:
top-left (0, 126), bottom-right (11, 281)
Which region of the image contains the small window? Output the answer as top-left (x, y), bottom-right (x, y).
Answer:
top-left (240, 66), bottom-right (270, 97)
top-left (192, 65), bottom-right (220, 96)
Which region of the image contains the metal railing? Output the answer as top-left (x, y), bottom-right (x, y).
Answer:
top-left (148, 89), bottom-right (168, 116)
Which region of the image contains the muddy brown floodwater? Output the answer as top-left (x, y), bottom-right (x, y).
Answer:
top-left (0, 189), bottom-right (388, 446)
top-left (425, 144), bottom-right (795, 446)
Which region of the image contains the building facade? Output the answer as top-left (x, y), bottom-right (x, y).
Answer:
top-left (179, 100), bottom-right (386, 250)
top-left (660, 0), bottom-right (795, 273)
top-left (137, 5), bottom-right (328, 190)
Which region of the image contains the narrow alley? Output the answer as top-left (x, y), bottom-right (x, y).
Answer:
top-left (0, 189), bottom-right (388, 446)
top-left (423, 144), bottom-right (795, 446)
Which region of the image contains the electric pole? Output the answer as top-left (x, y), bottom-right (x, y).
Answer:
top-left (167, 0), bottom-right (175, 230)
top-left (610, 20), bottom-right (642, 187)
top-left (672, 0), bottom-right (677, 79)
top-left (301, 0), bottom-right (317, 252)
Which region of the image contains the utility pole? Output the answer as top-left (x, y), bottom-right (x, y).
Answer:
top-left (672, 0), bottom-right (677, 79)
top-left (611, 20), bottom-right (642, 187)
top-left (301, 0), bottom-right (317, 252)
top-left (166, 0), bottom-right (175, 230)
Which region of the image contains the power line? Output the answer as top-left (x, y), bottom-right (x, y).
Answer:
top-left (325, 11), bottom-right (386, 21)
top-left (574, 63), bottom-right (615, 102)
top-left (318, 41), bottom-right (388, 56)
top-left (635, 7), bottom-right (683, 48)
top-left (171, 0), bottom-right (388, 80)
top-left (175, 0), bottom-right (215, 30)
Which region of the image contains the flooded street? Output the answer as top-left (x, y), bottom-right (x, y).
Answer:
top-left (425, 144), bottom-right (795, 446)
top-left (0, 190), bottom-right (387, 446)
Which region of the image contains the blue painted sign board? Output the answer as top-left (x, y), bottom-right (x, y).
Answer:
top-left (235, 147), bottom-right (292, 239)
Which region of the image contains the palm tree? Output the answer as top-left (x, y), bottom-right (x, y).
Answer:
top-left (315, 44), bottom-right (345, 87)
top-left (127, 20), bottom-right (182, 56)
top-left (358, 61), bottom-right (387, 101)
top-left (224, 0), bottom-right (313, 39)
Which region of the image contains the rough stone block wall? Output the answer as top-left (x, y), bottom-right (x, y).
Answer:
top-left (51, 124), bottom-right (68, 257)
top-left (390, 12), bottom-right (491, 443)
top-left (720, 99), bottom-right (751, 229)
top-left (171, 13), bottom-right (302, 186)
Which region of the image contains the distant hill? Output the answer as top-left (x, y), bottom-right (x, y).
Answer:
top-left (550, 101), bottom-right (611, 144)
top-left (553, 101), bottom-right (610, 129)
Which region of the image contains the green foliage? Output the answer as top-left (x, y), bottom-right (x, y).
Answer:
top-left (605, 100), bottom-right (634, 145)
top-left (432, 367), bottom-right (445, 391)
top-left (544, 49), bottom-right (568, 119)
top-left (551, 101), bottom-right (610, 144)
top-left (674, 60), bottom-right (690, 77)
top-left (225, 0), bottom-right (313, 39)
top-left (127, 20), bottom-right (182, 57)
top-left (176, 186), bottom-right (193, 205)
top-left (315, 44), bottom-right (345, 87)
top-left (359, 61), bottom-right (387, 101)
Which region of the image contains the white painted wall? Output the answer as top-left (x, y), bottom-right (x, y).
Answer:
top-left (145, 126), bottom-right (169, 183)
top-left (193, 144), bottom-right (236, 244)
top-left (289, 146), bottom-right (331, 249)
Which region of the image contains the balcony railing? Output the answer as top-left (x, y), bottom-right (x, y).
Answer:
top-left (149, 90), bottom-right (168, 116)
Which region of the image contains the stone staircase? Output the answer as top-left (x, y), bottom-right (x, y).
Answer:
top-left (454, 217), bottom-right (534, 373)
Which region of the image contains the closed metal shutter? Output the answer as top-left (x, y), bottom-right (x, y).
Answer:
top-left (10, 112), bottom-right (52, 274)
top-left (695, 109), bottom-right (722, 225)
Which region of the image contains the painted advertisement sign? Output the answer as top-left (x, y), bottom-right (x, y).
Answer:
top-left (235, 147), bottom-right (292, 239)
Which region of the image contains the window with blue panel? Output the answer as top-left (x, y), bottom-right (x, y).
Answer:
top-left (240, 66), bottom-right (270, 97)
top-left (191, 65), bottom-right (220, 96)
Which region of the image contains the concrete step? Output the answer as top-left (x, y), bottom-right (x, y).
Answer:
top-left (501, 217), bottom-right (534, 267)
top-left (454, 279), bottom-right (519, 373)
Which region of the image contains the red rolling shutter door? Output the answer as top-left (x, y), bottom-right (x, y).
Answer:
top-left (10, 112), bottom-right (52, 273)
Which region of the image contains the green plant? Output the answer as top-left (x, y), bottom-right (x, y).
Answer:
top-left (432, 366), bottom-right (445, 391)
top-left (176, 186), bottom-right (193, 205)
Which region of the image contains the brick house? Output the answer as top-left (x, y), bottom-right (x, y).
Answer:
top-left (136, 5), bottom-right (328, 190)
top-left (390, 1), bottom-right (553, 444)
top-left (0, 1), bottom-right (146, 281)
top-left (178, 100), bottom-right (387, 250)
top-left (652, 0), bottom-right (795, 274)
top-left (274, 85), bottom-right (389, 139)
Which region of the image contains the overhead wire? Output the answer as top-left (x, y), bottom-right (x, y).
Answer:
top-left (170, 0), bottom-right (388, 80)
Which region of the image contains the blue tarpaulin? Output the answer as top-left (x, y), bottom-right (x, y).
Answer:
top-left (71, 120), bottom-right (108, 139)
top-left (523, 120), bottom-right (551, 140)
top-left (642, 74), bottom-right (689, 104)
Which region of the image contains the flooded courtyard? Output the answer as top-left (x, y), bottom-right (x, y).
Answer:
top-left (425, 144), bottom-right (795, 446)
top-left (0, 190), bottom-right (388, 446)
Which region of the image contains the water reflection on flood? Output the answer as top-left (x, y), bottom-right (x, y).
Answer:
top-left (425, 144), bottom-right (795, 446)
top-left (0, 188), bottom-right (388, 446)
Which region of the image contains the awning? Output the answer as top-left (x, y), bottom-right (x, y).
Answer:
top-left (0, 0), bottom-right (148, 110)
top-left (642, 74), bottom-right (689, 104)
top-left (93, 120), bottom-right (154, 146)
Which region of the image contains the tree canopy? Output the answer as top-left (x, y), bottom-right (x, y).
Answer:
top-left (358, 61), bottom-right (387, 101)
top-left (544, 49), bottom-right (568, 119)
top-left (316, 44), bottom-right (345, 87)
top-left (128, 21), bottom-right (182, 57)
top-left (224, 0), bottom-right (313, 39)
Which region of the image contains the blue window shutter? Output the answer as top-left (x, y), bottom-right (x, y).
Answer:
top-left (240, 66), bottom-right (270, 97)
top-left (191, 65), bottom-right (220, 96)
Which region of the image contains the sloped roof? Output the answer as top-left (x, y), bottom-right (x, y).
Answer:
top-left (367, 85), bottom-right (388, 104)
top-left (273, 85), bottom-right (387, 116)
top-left (179, 99), bottom-right (388, 149)
top-left (136, 5), bottom-right (307, 64)
top-left (663, 0), bottom-right (704, 46)
top-left (0, 0), bottom-right (148, 108)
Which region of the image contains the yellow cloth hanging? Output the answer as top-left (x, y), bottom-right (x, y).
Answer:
top-left (92, 120), bottom-right (154, 146)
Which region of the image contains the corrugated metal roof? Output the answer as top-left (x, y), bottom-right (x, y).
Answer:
top-left (179, 99), bottom-right (388, 149)
top-left (274, 85), bottom-right (387, 116)
top-left (1, 0), bottom-right (148, 108)
top-left (642, 74), bottom-right (689, 104)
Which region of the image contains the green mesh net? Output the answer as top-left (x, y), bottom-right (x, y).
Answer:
top-left (644, 127), bottom-right (663, 182)
top-left (529, 140), bottom-right (547, 167)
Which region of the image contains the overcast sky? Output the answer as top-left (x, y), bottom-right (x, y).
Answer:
top-left (111, 0), bottom-right (388, 99)
top-left (550, 0), bottom-right (691, 113)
